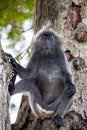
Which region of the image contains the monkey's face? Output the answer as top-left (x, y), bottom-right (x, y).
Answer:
top-left (33, 29), bottom-right (61, 54)
top-left (38, 32), bottom-right (55, 49)
top-left (37, 31), bottom-right (58, 49)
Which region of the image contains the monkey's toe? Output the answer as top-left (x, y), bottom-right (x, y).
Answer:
top-left (53, 116), bottom-right (64, 128)
top-left (39, 112), bottom-right (47, 120)
top-left (39, 109), bottom-right (54, 120)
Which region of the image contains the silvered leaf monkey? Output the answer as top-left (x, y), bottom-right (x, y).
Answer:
top-left (5, 27), bottom-right (76, 128)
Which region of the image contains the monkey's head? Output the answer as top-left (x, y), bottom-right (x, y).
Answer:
top-left (32, 26), bottom-right (62, 54)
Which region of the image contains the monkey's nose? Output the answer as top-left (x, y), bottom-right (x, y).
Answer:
top-left (46, 39), bottom-right (52, 46)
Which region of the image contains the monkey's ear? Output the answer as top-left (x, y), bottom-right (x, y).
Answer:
top-left (64, 50), bottom-right (74, 62)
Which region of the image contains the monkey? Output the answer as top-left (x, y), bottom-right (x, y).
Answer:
top-left (5, 26), bottom-right (76, 128)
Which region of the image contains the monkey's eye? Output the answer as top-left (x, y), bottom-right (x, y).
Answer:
top-left (48, 35), bottom-right (54, 41)
top-left (39, 35), bottom-right (45, 41)
top-left (39, 34), bottom-right (54, 42)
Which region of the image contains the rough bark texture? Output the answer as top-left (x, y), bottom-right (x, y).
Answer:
top-left (12, 0), bottom-right (87, 130)
top-left (12, 96), bottom-right (87, 130)
top-left (0, 43), bottom-right (12, 130)
top-left (34, 0), bottom-right (87, 121)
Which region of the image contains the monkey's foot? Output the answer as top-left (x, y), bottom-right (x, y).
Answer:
top-left (39, 110), bottom-right (53, 120)
top-left (36, 103), bottom-right (54, 120)
top-left (53, 116), bottom-right (64, 128)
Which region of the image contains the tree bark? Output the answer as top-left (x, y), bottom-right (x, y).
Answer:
top-left (0, 43), bottom-right (12, 130)
top-left (11, 0), bottom-right (87, 130)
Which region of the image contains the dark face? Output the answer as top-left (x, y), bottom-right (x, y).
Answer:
top-left (34, 30), bottom-right (61, 55)
top-left (37, 31), bottom-right (57, 49)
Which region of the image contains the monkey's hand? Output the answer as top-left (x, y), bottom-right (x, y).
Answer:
top-left (65, 82), bottom-right (76, 98)
top-left (36, 103), bottom-right (54, 120)
top-left (4, 52), bottom-right (20, 72)
top-left (4, 52), bottom-right (19, 95)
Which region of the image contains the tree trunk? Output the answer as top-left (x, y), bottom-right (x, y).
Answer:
top-left (11, 0), bottom-right (87, 130)
top-left (0, 43), bottom-right (12, 130)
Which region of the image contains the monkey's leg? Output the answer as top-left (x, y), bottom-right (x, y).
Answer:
top-left (47, 82), bottom-right (76, 109)
top-left (12, 80), bottom-right (54, 119)
top-left (46, 93), bottom-right (64, 128)
top-left (54, 83), bottom-right (76, 128)
top-left (11, 79), bottom-right (30, 95)
top-left (47, 82), bottom-right (76, 128)
top-left (28, 81), bottom-right (54, 119)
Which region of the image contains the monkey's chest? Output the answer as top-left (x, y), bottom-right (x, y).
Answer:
top-left (38, 67), bottom-right (65, 104)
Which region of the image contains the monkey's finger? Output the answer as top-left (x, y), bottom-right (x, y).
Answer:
top-left (4, 52), bottom-right (13, 60)
top-left (4, 52), bottom-right (17, 66)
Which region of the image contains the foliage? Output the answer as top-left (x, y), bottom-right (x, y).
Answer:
top-left (0, 0), bottom-right (35, 40)
top-left (0, 0), bottom-right (35, 26)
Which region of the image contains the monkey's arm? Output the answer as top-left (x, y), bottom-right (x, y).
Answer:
top-left (47, 82), bottom-right (76, 110)
top-left (47, 72), bottom-right (76, 115)
top-left (4, 52), bottom-right (38, 95)
top-left (47, 75), bottom-right (76, 128)
top-left (4, 53), bottom-right (38, 80)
